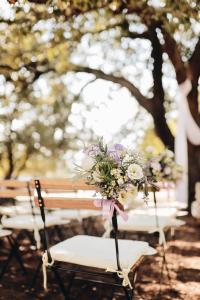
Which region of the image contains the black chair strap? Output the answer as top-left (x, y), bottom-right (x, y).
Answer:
top-left (112, 209), bottom-right (121, 271)
top-left (34, 179), bottom-right (52, 262)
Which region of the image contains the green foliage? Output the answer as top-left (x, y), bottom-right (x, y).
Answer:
top-left (1, 0), bottom-right (199, 177)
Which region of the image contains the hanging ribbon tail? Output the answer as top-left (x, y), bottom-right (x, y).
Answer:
top-left (42, 251), bottom-right (48, 290)
top-left (114, 203), bottom-right (128, 221)
top-left (102, 220), bottom-right (112, 238)
top-left (94, 199), bottom-right (128, 221)
top-left (93, 199), bottom-right (103, 208)
top-left (42, 251), bottom-right (54, 291)
top-left (106, 267), bottom-right (132, 289)
top-left (34, 226), bottom-right (41, 250)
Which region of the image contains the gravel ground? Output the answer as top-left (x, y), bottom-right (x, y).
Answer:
top-left (0, 216), bottom-right (200, 300)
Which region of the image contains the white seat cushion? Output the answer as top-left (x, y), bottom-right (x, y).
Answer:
top-left (2, 214), bottom-right (68, 230)
top-left (131, 207), bottom-right (178, 218)
top-left (117, 214), bottom-right (185, 232)
top-left (0, 229), bottom-right (12, 238)
top-left (50, 235), bottom-right (156, 270)
top-left (0, 205), bottom-right (40, 217)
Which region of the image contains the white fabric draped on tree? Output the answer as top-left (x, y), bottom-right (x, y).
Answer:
top-left (175, 79), bottom-right (200, 205)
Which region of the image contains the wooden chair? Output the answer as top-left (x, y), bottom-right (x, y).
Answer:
top-left (0, 180), bottom-right (69, 249)
top-left (33, 179), bottom-right (156, 300)
top-left (0, 180), bottom-right (32, 278)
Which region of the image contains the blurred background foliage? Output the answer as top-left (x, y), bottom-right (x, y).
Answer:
top-left (0, 0), bottom-right (199, 181)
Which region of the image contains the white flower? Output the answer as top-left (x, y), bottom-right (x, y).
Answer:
top-left (127, 164), bottom-right (144, 180)
top-left (82, 156), bottom-right (95, 171)
top-left (165, 150), bottom-right (174, 158)
top-left (164, 167), bottom-right (171, 175)
top-left (111, 169), bottom-right (121, 177)
top-left (117, 177), bottom-right (124, 185)
top-left (151, 161), bottom-right (161, 172)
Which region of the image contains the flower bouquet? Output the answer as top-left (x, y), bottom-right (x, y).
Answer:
top-left (144, 147), bottom-right (183, 183)
top-left (79, 139), bottom-right (151, 220)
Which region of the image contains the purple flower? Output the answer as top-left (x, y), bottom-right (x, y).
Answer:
top-left (84, 144), bottom-right (100, 157)
top-left (108, 150), bottom-right (120, 162)
top-left (114, 144), bottom-right (125, 151)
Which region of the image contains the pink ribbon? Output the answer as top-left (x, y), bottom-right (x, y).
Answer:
top-left (94, 199), bottom-right (128, 221)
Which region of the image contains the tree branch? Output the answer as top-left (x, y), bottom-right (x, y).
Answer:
top-left (71, 65), bottom-right (153, 114)
top-left (149, 29), bottom-right (174, 149)
top-left (150, 28), bottom-right (164, 102)
top-left (162, 31), bottom-right (187, 84)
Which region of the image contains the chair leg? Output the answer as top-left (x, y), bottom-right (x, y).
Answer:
top-left (123, 286), bottom-right (132, 300)
top-left (66, 272), bottom-right (76, 295)
top-left (8, 236), bottom-right (26, 275)
top-left (24, 230), bottom-right (37, 246)
top-left (29, 259), bottom-right (43, 289)
top-left (52, 268), bottom-right (69, 300)
top-left (0, 245), bottom-right (14, 281)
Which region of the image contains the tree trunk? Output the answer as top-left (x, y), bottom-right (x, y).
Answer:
top-left (188, 143), bottom-right (200, 211)
top-left (4, 141), bottom-right (14, 179)
top-left (187, 82), bottom-right (200, 211)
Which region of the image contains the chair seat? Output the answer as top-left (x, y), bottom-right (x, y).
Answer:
top-left (0, 229), bottom-right (12, 238)
top-left (117, 214), bottom-right (185, 232)
top-left (49, 235), bottom-right (156, 270)
top-left (0, 205), bottom-right (40, 217)
top-left (131, 207), bottom-right (178, 217)
top-left (2, 214), bottom-right (68, 230)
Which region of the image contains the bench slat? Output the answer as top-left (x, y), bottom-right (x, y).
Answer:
top-left (34, 197), bottom-right (100, 210)
top-left (30, 179), bottom-right (98, 191)
top-left (0, 180), bottom-right (28, 188)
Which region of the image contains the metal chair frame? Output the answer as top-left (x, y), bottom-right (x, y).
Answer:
top-left (0, 232), bottom-right (26, 281)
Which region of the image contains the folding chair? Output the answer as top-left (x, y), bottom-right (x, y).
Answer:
top-left (111, 188), bottom-right (185, 291)
top-left (33, 179), bottom-right (156, 300)
top-left (0, 180), bottom-right (68, 250)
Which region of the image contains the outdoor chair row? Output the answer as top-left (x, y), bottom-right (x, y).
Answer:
top-left (0, 178), bottom-right (186, 299)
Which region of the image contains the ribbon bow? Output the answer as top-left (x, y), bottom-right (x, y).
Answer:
top-left (94, 199), bottom-right (128, 221)
top-left (42, 251), bottom-right (54, 290)
top-left (106, 267), bottom-right (132, 289)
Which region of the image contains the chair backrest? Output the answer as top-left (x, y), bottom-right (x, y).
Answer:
top-left (31, 178), bottom-right (100, 210)
top-left (33, 178), bottom-right (122, 270)
top-left (0, 180), bottom-right (31, 198)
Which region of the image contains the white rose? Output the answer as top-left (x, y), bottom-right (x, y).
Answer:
top-left (164, 167), bottom-right (171, 175)
top-left (127, 164), bottom-right (144, 180)
top-left (82, 156), bottom-right (95, 171)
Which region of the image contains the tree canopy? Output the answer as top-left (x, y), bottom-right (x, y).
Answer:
top-left (1, 1), bottom-right (200, 190)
